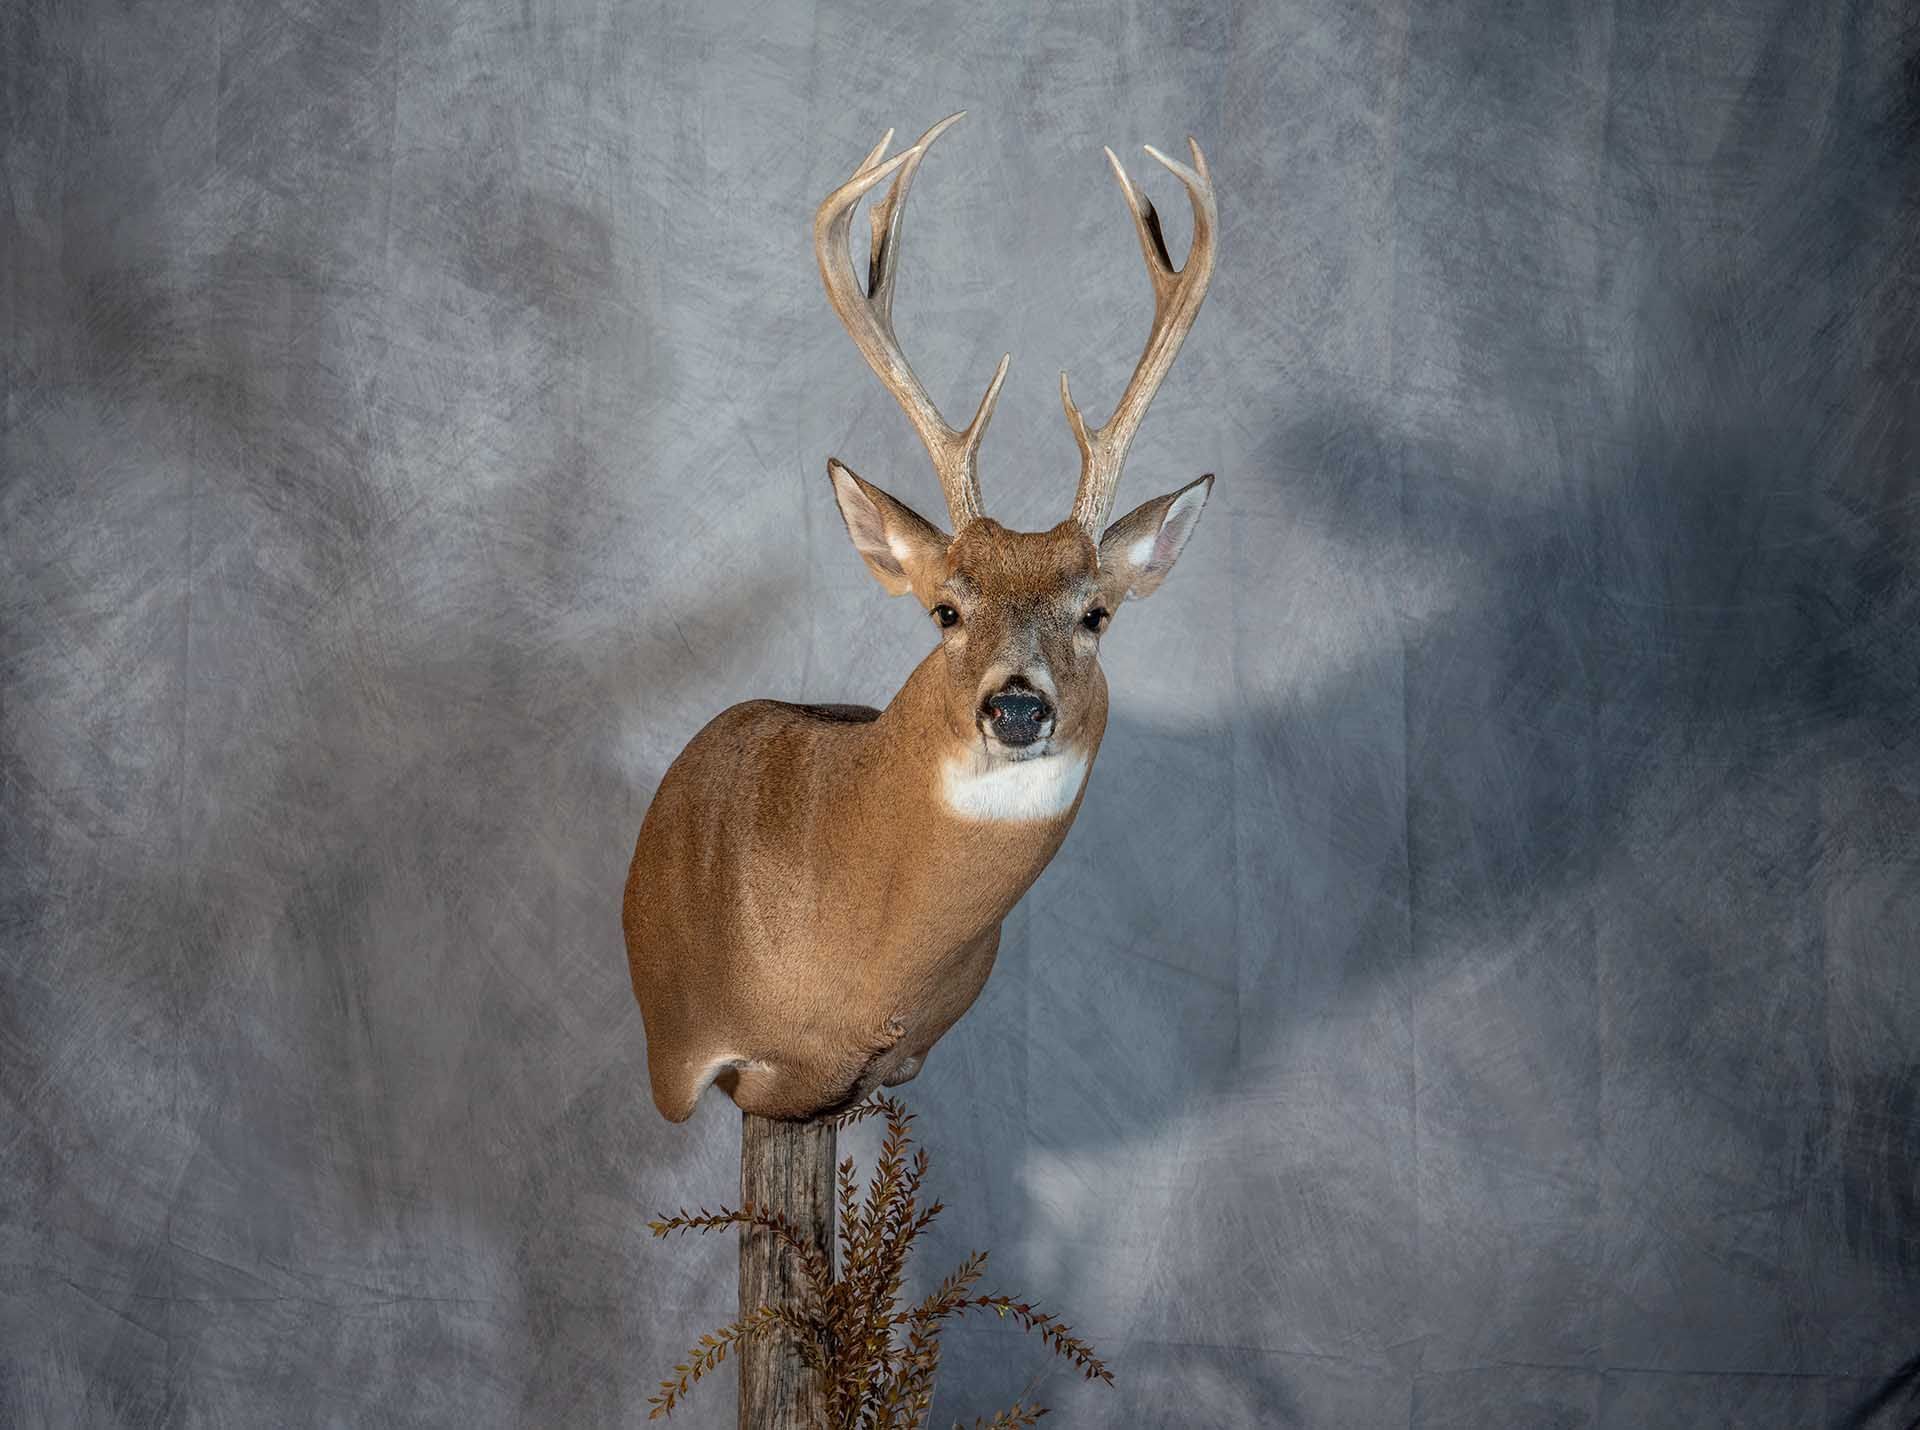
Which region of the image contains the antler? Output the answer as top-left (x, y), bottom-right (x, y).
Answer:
top-left (815, 112), bottom-right (1010, 531)
top-left (1060, 137), bottom-right (1217, 535)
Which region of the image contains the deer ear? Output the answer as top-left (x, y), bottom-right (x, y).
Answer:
top-left (1097, 473), bottom-right (1213, 602)
top-left (829, 459), bottom-right (951, 598)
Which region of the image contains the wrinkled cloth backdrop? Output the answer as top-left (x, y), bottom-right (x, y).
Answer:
top-left (5, 0), bottom-right (1918, 1425)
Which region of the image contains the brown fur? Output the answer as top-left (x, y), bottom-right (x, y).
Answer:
top-left (623, 621), bottom-right (1106, 1122)
top-left (622, 471), bottom-right (1215, 1122)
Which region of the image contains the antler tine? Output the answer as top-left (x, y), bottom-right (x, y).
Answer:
top-left (815, 112), bottom-right (1010, 531)
top-left (1061, 135), bottom-right (1218, 535)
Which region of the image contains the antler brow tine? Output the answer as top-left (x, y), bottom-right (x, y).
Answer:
top-left (814, 113), bottom-right (1010, 531)
top-left (1061, 135), bottom-right (1217, 536)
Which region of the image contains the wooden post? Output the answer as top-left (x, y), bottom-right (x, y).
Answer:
top-left (739, 1111), bottom-right (836, 1429)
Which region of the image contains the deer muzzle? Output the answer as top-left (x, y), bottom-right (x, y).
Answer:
top-left (981, 684), bottom-right (1055, 749)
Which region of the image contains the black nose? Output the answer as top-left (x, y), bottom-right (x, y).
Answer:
top-left (982, 688), bottom-right (1055, 746)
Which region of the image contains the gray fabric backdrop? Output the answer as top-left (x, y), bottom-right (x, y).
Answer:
top-left (5, 0), bottom-right (1918, 1425)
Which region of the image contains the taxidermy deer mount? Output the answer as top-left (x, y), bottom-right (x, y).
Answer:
top-left (623, 112), bottom-right (1217, 1123)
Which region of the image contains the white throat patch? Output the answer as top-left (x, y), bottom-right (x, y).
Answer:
top-left (940, 748), bottom-right (1089, 823)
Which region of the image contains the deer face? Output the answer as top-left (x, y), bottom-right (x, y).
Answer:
top-left (829, 461), bottom-right (1212, 762)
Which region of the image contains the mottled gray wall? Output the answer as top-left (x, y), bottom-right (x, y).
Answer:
top-left (4, 0), bottom-right (1917, 1425)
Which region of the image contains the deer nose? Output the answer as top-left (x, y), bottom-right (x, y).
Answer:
top-left (982, 687), bottom-right (1054, 747)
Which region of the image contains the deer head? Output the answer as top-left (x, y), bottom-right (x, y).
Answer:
top-left (817, 113), bottom-right (1217, 780)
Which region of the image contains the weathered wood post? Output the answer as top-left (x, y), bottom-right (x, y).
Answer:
top-left (738, 1112), bottom-right (836, 1428)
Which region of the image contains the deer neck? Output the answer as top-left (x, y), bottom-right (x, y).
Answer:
top-left (838, 646), bottom-right (1106, 937)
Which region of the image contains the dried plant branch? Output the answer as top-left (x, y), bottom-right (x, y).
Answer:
top-left (647, 1303), bottom-right (783, 1420)
top-left (962, 1405), bottom-right (1049, 1428)
top-left (647, 1204), bottom-right (833, 1297)
top-left (832, 1096), bottom-right (900, 1130)
top-left (646, 1097), bottom-right (1112, 1424)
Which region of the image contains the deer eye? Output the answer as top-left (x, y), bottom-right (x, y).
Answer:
top-left (932, 604), bottom-right (961, 629)
top-left (1082, 606), bottom-right (1109, 633)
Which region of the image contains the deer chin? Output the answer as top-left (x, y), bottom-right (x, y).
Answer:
top-left (976, 726), bottom-right (1056, 762)
top-left (939, 740), bottom-right (1089, 823)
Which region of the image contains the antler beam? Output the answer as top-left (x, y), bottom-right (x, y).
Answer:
top-left (1061, 138), bottom-right (1217, 536)
top-left (814, 113), bottom-right (1010, 531)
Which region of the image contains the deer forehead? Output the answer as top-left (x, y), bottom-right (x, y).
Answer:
top-left (943, 520), bottom-right (1098, 603)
